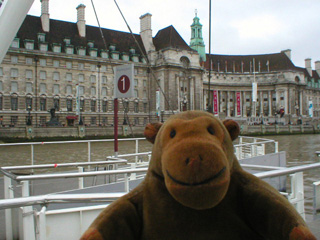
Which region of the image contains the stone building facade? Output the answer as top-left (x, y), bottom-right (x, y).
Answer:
top-left (0, 1), bottom-right (319, 129)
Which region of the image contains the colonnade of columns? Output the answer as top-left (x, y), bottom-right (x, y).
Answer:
top-left (205, 88), bottom-right (304, 117)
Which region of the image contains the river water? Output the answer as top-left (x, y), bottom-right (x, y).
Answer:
top-left (0, 134), bottom-right (319, 214)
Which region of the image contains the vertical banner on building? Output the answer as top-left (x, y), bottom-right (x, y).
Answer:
top-left (236, 92), bottom-right (241, 116)
top-left (156, 89), bottom-right (160, 117)
top-left (213, 90), bottom-right (218, 114)
top-left (252, 82), bottom-right (257, 102)
top-left (309, 101), bottom-right (313, 117)
top-left (76, 84), bottom-right (80, 116)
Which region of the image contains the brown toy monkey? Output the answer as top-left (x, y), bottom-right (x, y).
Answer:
top-left (81, 110), bottom-right (316, 240)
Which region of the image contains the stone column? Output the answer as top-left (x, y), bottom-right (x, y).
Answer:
top-left (299, 90), bottom-right (303, 115)
top-left (242, 91), bottom-right (247, 117)
top-left (260, 91), bottom-right (263, 116)
top-left (226, 91), bottom-right (230, 117)
top-left (268, 91), bottom-right (272, 116)
top-left (284, 89), bottom-right (288, 114)
top-left (219, 91), bottom-right (223, 114)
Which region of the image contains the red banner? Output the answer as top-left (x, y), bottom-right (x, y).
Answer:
top-left (236, 92), bottom-right (241, 116)
top-left (213, 90), bottom-right (218, 114)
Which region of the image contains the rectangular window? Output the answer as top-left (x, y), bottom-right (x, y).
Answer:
top-left (0, 81), bottom-right (3, 91)
top-left (134, 102), bottom-right (139, 113)
top-left (78, 63), bottom-right (84, 70)
top-left (40, 43), bottom-right (48, 51)
top-left (11, 82), bottom-right (18, 92)
top-left (10, 116), bottom-right (18, 126)
top-left (90, 117), bottom-right (97, 125)
top-left (66, 73), bottom-right (72, 82)
top-left (40, 83), bottom-right (46, 93)
top-left (11, 68), bottom-right (18, 78)
top-left (101, 52), bottom-right (108, 59)
top-left (67, 99), bottom-right (72, 111)
top-left (66, 47), bottom-right (74, 54)
top-left (53, 72), bottom-right (60, 81)
top-left (39, 71), bottom-right (46, 80)
top-left (91, 87), bottom-right (96, 96)
top-left (102, 87), bottom-right (107, 96)
top-left (144, 103), bottom-right (147, 113)
top-left (25, 41), bottom-right (34, 50)
top-left (90, 50), bottom-right (97, 57)
top-left (90, 64), bottom-right (96, 71)
top-left (134, 117), bottom-right (139, 125)
top-left (40, 116), bottom-right (47, 126)
top-left (134, 89), bottom-right (138, 98)
top-left (91, 100), bottom-right (96, 112)
top-left (38, 33), bottom-right (46, 42)
top-left (53, 60), bottom-right (60, 68)
top-left (54, 99), bottom-right (60, 110)
top-left (26, 98), bottom-right (32, 110)
top-left (80, 100), bottom-right (85, 111)
top-left (11, 38), bottom-right (19, 48)
top-left (143, 90), bottom-right (147, 99)
top-left (143, 80), bottom-right (147, 87)
top-left (79, 86), bottom-right (84, 95)
top-left (134, 79), bottom-right (138, 87)
top-left (102, 100), bottom-right (108, 112)
top-left (79, 74), bottom-right (84, 82)
top-left (90, 75), bottom-right (96, 83)
top-left (0, 67), bottom-right (3, 76)
top-left (66, 61), bottom-right (72, 69)
top-left (40, 98), bottom-right (46, 111)
top-left (53, 45), bottom-right (61, 53)
top-left (53, 84), bottom-right (60, 94)
top-left (102, 117), bottom-right (107, 124)
top-left (66, 85), bottom-right (72, 95)
top-left (39, 59), bottom-right (46, 66)
top-left (102, 76), bottom-right (107, 84)
top-left (26, 82), bottom-right (33, 93)
top-left (11, 97), bottom-right (18, 110)
top-left (26, 70), bottom-right (33, 79)
top-left (78, 48), bottom-right (86, 56)
top-left (11, 56), bottom-right (18, 64)
top-left (26, 57), bottom-right (33, 65)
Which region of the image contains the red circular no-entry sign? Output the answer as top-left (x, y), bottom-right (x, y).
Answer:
top-left (117, 75), bottom-right (130, 94)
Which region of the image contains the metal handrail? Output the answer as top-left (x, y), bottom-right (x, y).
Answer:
top-left (0, 138), bottom-right (146, 147)
top-left (0, 162), bottom-right (320, 210)
top-left (0, 193), bottom-right (126, 210)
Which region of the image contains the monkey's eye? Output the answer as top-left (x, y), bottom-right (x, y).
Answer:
top-left (207, 126), bottom-right (215, 135)
top-left (170, 129), bottom-right (176, 138)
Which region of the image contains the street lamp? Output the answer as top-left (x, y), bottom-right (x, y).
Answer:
top-left (26, 105), bottom-right (32, 125)
top-left (79, 107), bottom-right (83, 125)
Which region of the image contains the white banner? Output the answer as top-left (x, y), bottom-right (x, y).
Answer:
top-left (252, 82), bottom-right (257, 102)
top-left (309, 101), bottom-right (313, 117)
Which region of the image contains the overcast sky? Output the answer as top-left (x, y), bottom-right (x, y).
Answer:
top-left (28, 0), bottom-right (320, 68)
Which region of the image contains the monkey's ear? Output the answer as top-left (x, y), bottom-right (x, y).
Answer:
top-left (223, 119), bottom-right (240, 141)
top-left (144, 123), bottom-right (163, 144)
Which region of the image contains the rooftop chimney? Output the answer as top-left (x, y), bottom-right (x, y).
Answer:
top-left (281, 49), bottom-right (291, 60)
top-left (305, 58), bottom-right (312, 76)
top-left (76, 4), bottom-right (86, 38)
top-left (40, 0), bottom-right (50, 32)
top-left (315, 61), bottom-right (320, 76)
top-left (140, 13), bottom-right (155, 53)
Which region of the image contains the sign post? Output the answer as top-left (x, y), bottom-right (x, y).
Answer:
top-left (114, 64), bottom-right (134, 157)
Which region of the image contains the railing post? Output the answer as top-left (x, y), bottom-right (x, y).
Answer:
top-left (31, 144), bottom-right (34, 166)
top-left (39, 206), bottom-right (47, 240)
top-left (78, 167), bottom-right (84, 189)
top-left (135, 139), bottom-right (139, 164)
top-left (4, 176), bottom-right (14, 240)
top-left (313, 181), bottom-right (320, 219)
top-left (124, 173), bottom-right (129, 192)
top-left (275, 141), bottom-right (279, 153)
top-left (21, 180), bottom-right (36, 240)
top-left (88, 141), bottom-right (91, 163)
top-left (288, 172), bottom-right (305, 220)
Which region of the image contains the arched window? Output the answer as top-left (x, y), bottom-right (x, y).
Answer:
top-left (180, 56), bottom-right (190, 68)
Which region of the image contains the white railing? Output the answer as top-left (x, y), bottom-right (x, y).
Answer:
top-left (1, 162), bottom-right (320, 240)
top-left (0, 136), bottom-right (277, 167)
top-left (235, 136), bottom-right (278, 159)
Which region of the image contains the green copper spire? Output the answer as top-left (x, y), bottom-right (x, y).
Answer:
top-left (190, 9), bottom-right (206, 62)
